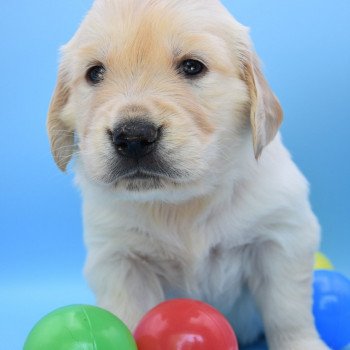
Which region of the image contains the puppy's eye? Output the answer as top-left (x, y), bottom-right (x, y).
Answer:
top-left (86, 65), bottom-right (106, 84)
top-left (179, 59), bottom-right (206, 77)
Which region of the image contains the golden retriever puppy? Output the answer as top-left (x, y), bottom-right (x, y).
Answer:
top-left (47, 0), bottom-right (329, 348)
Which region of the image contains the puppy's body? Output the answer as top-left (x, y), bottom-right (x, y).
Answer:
top-left (80, 135), bottom-right (317, 346)
top-left (48, 1), bottom-right (329, 348)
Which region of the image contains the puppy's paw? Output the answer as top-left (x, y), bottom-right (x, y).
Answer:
top-left (97, 301), bottom-right (143, 332)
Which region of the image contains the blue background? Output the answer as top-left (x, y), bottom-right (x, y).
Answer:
top-left (1, 1), bottom-right (349, 349)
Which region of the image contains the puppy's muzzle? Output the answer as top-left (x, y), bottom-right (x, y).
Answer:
top-left (111, 119), bottom-right (161, 160)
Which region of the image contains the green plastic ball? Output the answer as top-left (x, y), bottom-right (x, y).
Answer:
top-left (24, 305), bottom-right (137, 350)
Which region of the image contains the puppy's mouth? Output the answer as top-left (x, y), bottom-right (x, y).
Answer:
top-left (105, 161), bottom-right (183, 191)
top-left (114, 169), bottom-right (169, 191)
top-left (120, 169), bottom-right (161, 181)
top-left (115, 169), bottom-right (164, 182)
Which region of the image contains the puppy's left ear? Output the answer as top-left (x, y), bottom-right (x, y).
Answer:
top-left (242, 52), bottom-right (283, 158)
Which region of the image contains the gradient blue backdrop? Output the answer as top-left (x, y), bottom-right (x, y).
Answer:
top-left (1, 1), bottom-right (349, 349)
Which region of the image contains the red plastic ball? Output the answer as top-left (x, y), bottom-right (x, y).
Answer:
top-left (134, 299), bottom-right (238, 350)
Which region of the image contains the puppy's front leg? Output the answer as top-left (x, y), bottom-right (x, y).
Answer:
top-left (84, 244), bottom-right (164, 331)
top-left (249, 242), bottom-right (329, 350)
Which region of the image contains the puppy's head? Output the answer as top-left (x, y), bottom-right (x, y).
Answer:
top-left (48, 0), bottom-right (282, 201)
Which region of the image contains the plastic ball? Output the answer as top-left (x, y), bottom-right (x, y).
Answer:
top-left (314, 252), bottom-right (334, 270)
top-left (24, 304), bottom-right (137, 350)
top-left (313, 270), bottom-right (350, 350)
top-left (134, 299), bottom-right (238, 350)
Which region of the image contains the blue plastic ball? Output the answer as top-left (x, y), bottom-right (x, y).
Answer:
top-left (313, 270), bottom-right (350, 350)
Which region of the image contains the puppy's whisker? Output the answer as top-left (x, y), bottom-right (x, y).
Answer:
top-left (47, 129), bottom-right (75, 135)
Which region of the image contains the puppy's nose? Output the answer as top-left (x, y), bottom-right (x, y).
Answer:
top-left (111, 120), bottom-right (160, 159)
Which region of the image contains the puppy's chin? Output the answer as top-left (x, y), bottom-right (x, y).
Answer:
top-left (115, 174), bottom-right (168, 192)
top-left (114, 180), bottom-right (214, 203)
top-left (108, 174), bottom-right (207, 203)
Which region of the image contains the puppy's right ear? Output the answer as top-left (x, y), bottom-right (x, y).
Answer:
top-left (47, 66), bottom-right (74, 172)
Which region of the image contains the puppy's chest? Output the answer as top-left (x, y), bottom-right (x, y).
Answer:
top-left (135, 221), bottom-right (251, 301)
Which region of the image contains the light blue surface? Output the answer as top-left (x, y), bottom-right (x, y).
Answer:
top-left (0, 1), bottom-right (349, 349)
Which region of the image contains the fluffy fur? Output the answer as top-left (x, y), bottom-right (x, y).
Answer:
top-left (47, 0), bottom-right (329, 348)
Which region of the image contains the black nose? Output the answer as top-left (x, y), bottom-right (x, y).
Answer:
top-left (111, 120), bottom-right (160, 159)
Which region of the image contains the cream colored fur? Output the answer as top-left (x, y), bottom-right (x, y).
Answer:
top-left (47, 1), bottom-right (329, 348)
